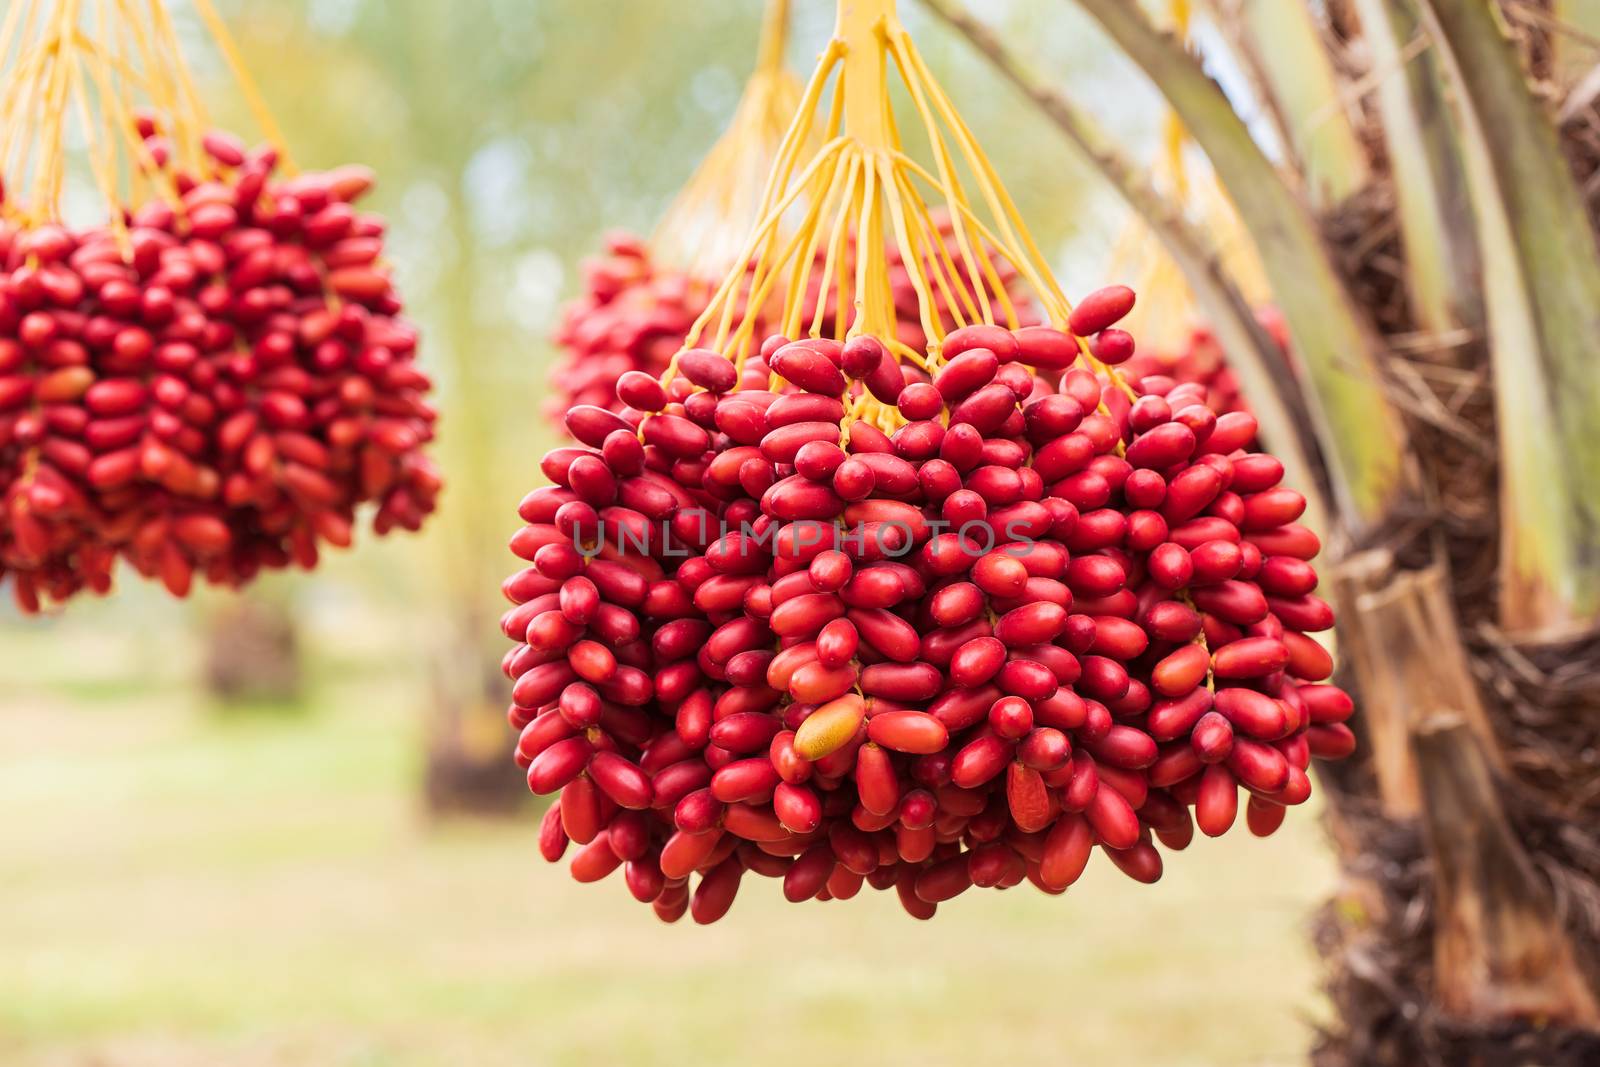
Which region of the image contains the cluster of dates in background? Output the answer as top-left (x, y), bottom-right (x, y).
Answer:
top-left (0, 122), bottom-right (439, 612)
top-left (547, 213), bottom-right (1031, 418)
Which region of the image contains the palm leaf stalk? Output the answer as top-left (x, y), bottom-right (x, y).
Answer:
top-left (1203, 0), bottom-right (1372, 209)
top-left (1419, 0), bottom-right (1600, 638)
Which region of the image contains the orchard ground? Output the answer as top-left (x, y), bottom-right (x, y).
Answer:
top-left (0, 596), bottom-right (1336, 1067)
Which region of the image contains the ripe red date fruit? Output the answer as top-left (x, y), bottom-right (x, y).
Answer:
top-left (505, 293), bottom-right (1350, 923)
top-left (2, 128), bottom-right (437, 612)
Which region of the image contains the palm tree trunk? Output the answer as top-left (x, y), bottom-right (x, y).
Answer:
top-left (200, 592), bottom-right (303, 707)
top-left (924, 2), bottom-right (1600, 1062)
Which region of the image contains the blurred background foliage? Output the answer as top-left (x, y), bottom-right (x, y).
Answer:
top-left (0, 2), bottom-right (1336, 1064)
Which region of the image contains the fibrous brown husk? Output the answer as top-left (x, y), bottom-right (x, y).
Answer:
top-left (1313, 744), bottom-right (1600, 1067)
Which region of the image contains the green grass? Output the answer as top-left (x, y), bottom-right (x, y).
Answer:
top-left (0, 613), bottom-right (1336, 1067)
